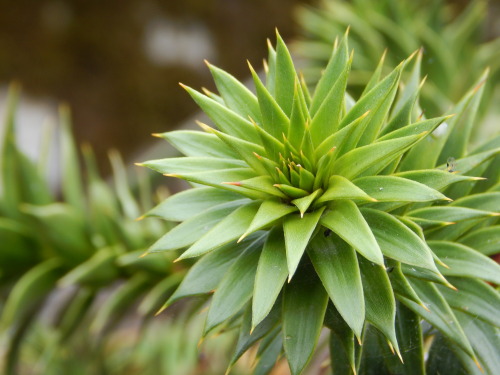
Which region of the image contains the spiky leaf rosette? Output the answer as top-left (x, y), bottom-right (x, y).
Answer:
top-left (143, 32), bottom-right (500, 375)
top-left (294, 0), bottom-right (500, 118)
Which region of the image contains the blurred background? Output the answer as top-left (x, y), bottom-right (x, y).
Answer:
top-left (0, 0), bottom-right (312, 174)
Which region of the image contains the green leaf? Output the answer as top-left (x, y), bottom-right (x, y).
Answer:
top-left (283, 269), bottom-right (329, 375)
top-left (241, 200), bottom-right (296, 242)
top-left (332, 133), bottom-right (426, 180)
top-left (310, 31), bottom-right (349, 116)
top-left (233, 176), bottom-right (287, 199)
top-left (392, 302), bottom-right (425, 375)
top-left (138, 273), bottom-right (183, 315)
top-left (274, 184), bottom-right (309, 199)
top-left (358, 255), bottom-right (399, 356)
top-left (407, 206), bottom-right (498, 223)
top-left (361, 208), bottom-right (438, 272)
top-left (326, 304), bottom-right (356, 375)
top-left (284, 207), bottom-right (325, 279)
top-left (148, 200), bottom-right (247, 252)
top-left (321, 201), bottom-right (384, 266)
top-left (343, 62), bottom-right (403, 145)
top-left (428, 241), bottom-right (500, 284)
top-left (156, 130), bottom-right (238, 158)
top-left (145, 187), bottom-right (243, 221)
top-left (438, 70), bottom-right (487, 164)
top-left (178, 201), bottom-right (260, 260)
top-left (21, 203), bottom-right (92, 263)
top-left (206, 61), bottom-right (262, 122)
top-left (292, 189), bottom-right (322, 217)
top-left (252, 227), bottom-right (288, 328)
top-left (309, 56), bottom-right (351, 145)
top-left (275, 31), bottom-right (298, 116)
top-left (353, 175), bottom-right (449, 202)
top-left (182, 84), bottom-right (260, 143)
top-left (253, 331), bottom-right (283, 375)
top-left (287, 81), bottom-right (308, 151)
top-left (164, 239), bottom-right (251, 308)
top-left (109, 150), bottom-right (141, 220)
top-left (378, 116), bottom-right (449, 142)
top-left (394, 169), bottom-right (478, 191)
top-left (204, 236), bottom-right (263, 334)
top-left (308, 233), bottom-right (365, 340)
top-left (402, 278), bottom-right (475, 358)
top-left (142, 156), bottom-right (247, 175)
top-left (249, 63), bottom-right (290, 139)
top-left (59, 105), bottom-right (84, 212)
top-left (388, 261), bottom-right (426, 308)
top-left (1, 259), bottom-right (61, 331)
top-left (459, 225), bottom-right (500, 256)
top-left (437, 277), bottom-right (500, 328)
top-left (91, 274), bottom-right (150, 333)
top-left (59, 247), bottom-right (119, 287)
top-left (316, 175), bottom-right (375, 204)
top-left (314, 110), bottom-right (371, 158)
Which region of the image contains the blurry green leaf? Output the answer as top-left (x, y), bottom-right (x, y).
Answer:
top-left (21, 203), bottom-right (92, 263)
top-left (59, 247), bottom-right (119, 287)
top-left (91, 273), bottom-right (151, 334)
top-left (0, 259), bottom-right (61, 331)
top-left (59, 105), bottom-right (85, 212)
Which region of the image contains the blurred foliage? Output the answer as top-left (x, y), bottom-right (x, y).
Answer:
top-left (293, 0), bottom-right (500, 121)
top-left (0, 85), bottom-right (190, 374)
top-left (12, 312), bottom-right (253, 375)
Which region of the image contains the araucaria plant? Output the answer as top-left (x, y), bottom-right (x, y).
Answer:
top-left (142, 31), bottom-right (500, 375)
